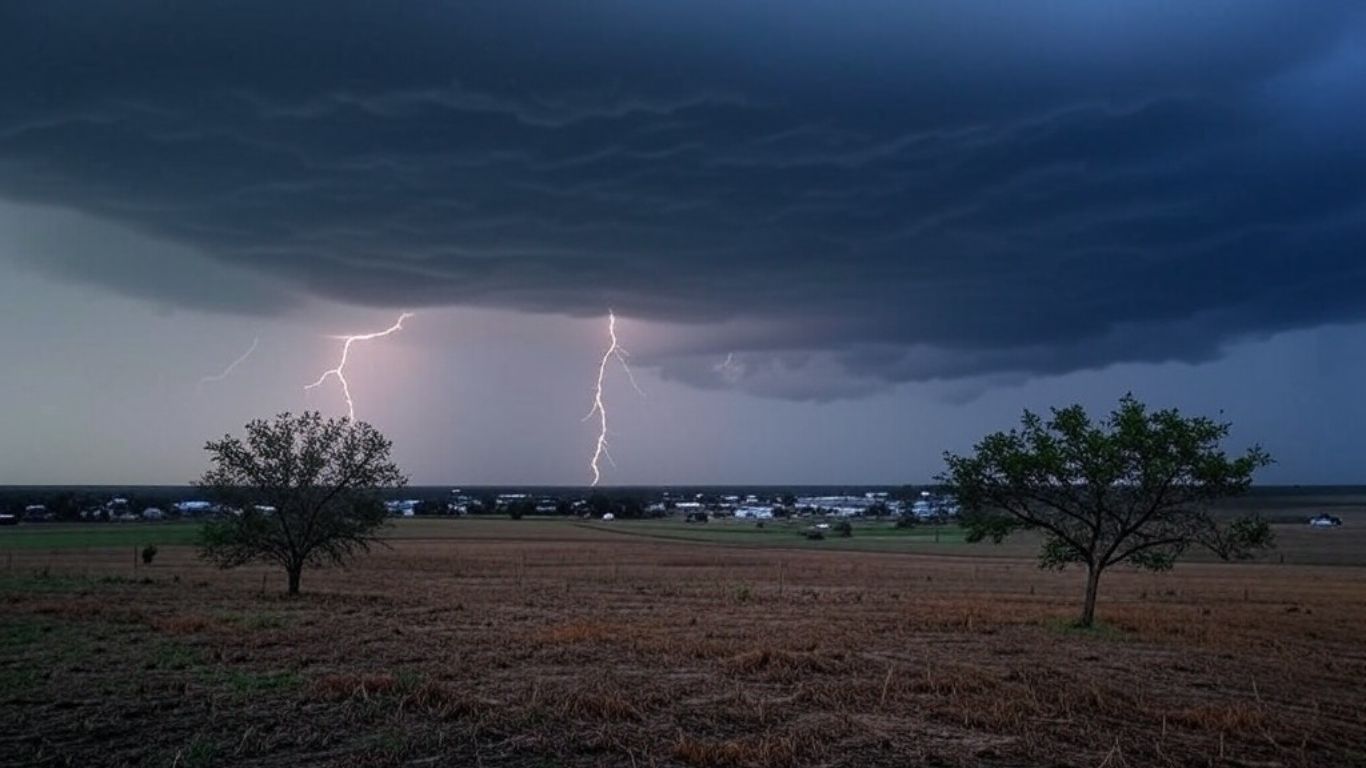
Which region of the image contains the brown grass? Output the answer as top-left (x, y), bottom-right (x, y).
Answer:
top-left (2, 523), bottom-right (1364, 767)
top-left (311, 673), bottom-right (402, 700)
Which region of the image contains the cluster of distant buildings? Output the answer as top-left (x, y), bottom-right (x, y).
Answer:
top-left (2, 491), bottom-right (1347, 530)
top-left (665, 491), bottom-right (960, 522)
top-left (400, 489), bottom-right (965, 522)
top-left (18, 498), bottom-right (173, 523)
top-left (4, 498), bottom-right (228, 525)
top-left (385, 492), bottom-right (570, 517)
top-left (3, 488), bottom-right (963, 524)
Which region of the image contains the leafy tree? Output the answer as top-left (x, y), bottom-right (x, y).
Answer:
top-left (413, 499), bottom-right (445, 516)
top-left (889, 486), bottom-right (920, 503)
top-left (587, 492), bottom-right (614, 518)
top-left (941, 395), bottom-right (1272, 627)
top-left (618, 496), bottom-right (646, 519)
top-left (197, 412), bottom-right (406, 595)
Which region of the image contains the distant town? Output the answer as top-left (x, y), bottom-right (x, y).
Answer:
top-left (2, 486), bottom-right (1351, 530)
top-left (0, 487), bottom-right (963, 525)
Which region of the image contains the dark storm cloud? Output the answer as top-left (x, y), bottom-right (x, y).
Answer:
top-left (1, 1), bottom-right (1363, 398)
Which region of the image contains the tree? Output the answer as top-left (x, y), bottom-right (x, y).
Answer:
top-left (587, 492), bottom-right (614, 518)
top-left (414, 499), bottom-right (445, 516)
top-left (941, 395), bottom-right (1273, 627)
top-left (196, 412), bottom-right (407, 595)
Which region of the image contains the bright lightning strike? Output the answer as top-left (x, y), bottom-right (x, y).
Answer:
top-left (197, 337), bottom-right (260, 392)
top-left (584, 310), bottom-right (643, 487)
top-left (304, 313), bottom-right (413, 422)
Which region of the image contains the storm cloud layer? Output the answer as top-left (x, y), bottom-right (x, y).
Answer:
top-left (2, 1), bottom-right (1363, 399)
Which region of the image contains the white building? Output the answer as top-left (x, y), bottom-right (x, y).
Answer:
top-left (385, 500), bottom-right (420, 517)
top-left (796, 496), bottom-right (877, 516)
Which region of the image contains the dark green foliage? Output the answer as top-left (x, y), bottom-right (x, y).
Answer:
top-left (832, 520), bottom-right (853, 538)
top-left (413, 500), bottom-right (445, 516)
top-left (196, 412), bottom-right (407, 595)
top-left (585, 491), bottom-right (648, 519)
top-left (140, 544), bottom-right (158, 565)
top-left (942, 394), bottom-right (1272, 626)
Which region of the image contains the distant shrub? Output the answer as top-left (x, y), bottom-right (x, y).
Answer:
top-left (141, 544), bottom-right (159, 565)
top-left (833, 521), bottom-right (853, 538)
top-left (803, 529), bottom-right (824, 540)
top-left (894, 517), bottom-right (917, 529)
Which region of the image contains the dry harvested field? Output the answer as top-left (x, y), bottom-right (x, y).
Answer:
top-left (2, 519), bottom-right (1365, 767)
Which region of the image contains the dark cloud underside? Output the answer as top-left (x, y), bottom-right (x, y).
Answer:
top-left (1, 1), bottom-right (1363, 398)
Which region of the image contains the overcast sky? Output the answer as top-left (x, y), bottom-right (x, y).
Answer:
top-left (2, 2), bottom-right (1364, 485)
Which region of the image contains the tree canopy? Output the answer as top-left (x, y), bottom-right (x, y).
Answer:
top-left (197, 412), bottom-right (406, 594)
top-left (942, 395), bottom-right (1273, 626)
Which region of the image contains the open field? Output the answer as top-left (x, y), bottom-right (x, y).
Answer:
top-left (2, 518), bottom-right (1365, 767)
top-left (5, 513), bottom-right (1364, 564)
top-left (0, 522), bottom-right (203, 551)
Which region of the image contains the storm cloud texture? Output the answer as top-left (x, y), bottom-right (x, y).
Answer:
top-left (2, 1), bottom-right (1364, 400)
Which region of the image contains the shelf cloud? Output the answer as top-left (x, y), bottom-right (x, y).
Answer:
top-left (2, 1), bottom-right (1363, 399)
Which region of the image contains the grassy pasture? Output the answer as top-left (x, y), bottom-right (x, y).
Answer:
top-left (0, 521), bottom-right (202, 550)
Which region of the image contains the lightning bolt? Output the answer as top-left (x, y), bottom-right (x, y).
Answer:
top-left (304, 312), bottom-right (413, 421)
top-left (584, 310), bottom-right (643, 487)
top-left (714, 352), bottom-right (742, 384)
top-left (197, 337), bottom-right (260, 392)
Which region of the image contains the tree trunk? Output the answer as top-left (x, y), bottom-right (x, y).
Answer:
top-left (286, 564), bottom-right (302, 596)
top-left (1079, 565), bottom-right (1102, 627)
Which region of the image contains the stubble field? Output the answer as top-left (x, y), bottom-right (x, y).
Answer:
top-left (2, 517), bottom-right (1364, 767)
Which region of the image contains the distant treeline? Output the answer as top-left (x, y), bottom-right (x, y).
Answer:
top-left (3, 484), bottom-right (1358, 521)
top-left (0, 484), bottom-right (945, 521)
